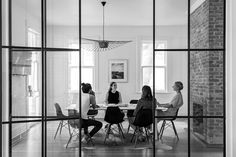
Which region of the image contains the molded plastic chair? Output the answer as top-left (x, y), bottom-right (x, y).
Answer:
top-left (127, 99), bottom-right (138, 134)
top-left (104, 106), bottom-right (125, 144)
top-left (131, 108), bottom-right (153, 147)
top-left (159, 109), bottom-right (179, 140)
top-left (87, 109), bottom-right (98, 120)
top-left (54, 103), bottom-right (68, 139)
top-left (66, 110), bottom-right (94, 148)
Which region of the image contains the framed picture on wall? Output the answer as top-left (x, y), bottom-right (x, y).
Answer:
top-left (109, 59), bottom-right (128, 82)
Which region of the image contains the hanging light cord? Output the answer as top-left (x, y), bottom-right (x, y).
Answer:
top-left (101, 1), bottom-right (106, 41)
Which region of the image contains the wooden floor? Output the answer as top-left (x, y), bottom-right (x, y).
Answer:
top-left (11, 119), bottom-right (223, 157)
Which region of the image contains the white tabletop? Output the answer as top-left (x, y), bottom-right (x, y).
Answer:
top-left (66, 103), bottom-right (167, 111)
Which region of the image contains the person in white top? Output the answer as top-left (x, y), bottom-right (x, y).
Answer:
top-left (157, 81), bottom-right (184, 119)
top-left (76, 83), bottom-right (102, 142)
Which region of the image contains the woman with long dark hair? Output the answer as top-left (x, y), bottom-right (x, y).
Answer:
top-left (105, 82), bottom-right (122, 104)
top-left (127, 85), bottom-right (157, 137)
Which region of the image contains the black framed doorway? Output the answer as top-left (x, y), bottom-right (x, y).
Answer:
top-left (1, 0), bottom-right (226, 157)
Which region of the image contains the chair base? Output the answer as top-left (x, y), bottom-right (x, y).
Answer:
top-left (159, 120), bottom-right (179, 140)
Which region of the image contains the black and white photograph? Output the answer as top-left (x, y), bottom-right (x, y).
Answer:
top-left (109, 60), bottom-right (127, 82)
top-left (1, 0), bottom-right (236, 157)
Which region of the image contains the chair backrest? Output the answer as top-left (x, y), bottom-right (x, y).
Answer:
top-left (171, 108), bottom-right (179, 121)
top-left (54, 103), bottom-right (64, 117)
top-left (104, 106), bottom-right (124, 124)
top-left (68, 109), bottom-right (81, 128)
top-left (133, 108), bottom-right (153, 127)
top-left (129, 99), bottom-right (138, 104)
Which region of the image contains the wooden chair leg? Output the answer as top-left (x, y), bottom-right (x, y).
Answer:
top-left (66, 125), bottom-right (73, 148)
top-left (171, 121), bottom-right (179, 140)
top-left (131, 128), bottom-right (137, 142)
top-left (104, 124), bottom-right (112, 144)
top-left (59, 120), bottom-right (63, 134)
top-left (134, 132), bottom-right (139, 148)
top-left (118, 124), bottom-right (125, 139)
top-left (127, 124), bottom-right (130, 134)
top-left (160, 120), bottom-right (166, 139)
top-left (54, 121), bottom-right (62, 139)
top-left (144, 128), bottom-right (149, 143)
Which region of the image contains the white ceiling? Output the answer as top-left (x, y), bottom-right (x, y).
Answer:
top-left (15, 0), bottom-right (190, 26)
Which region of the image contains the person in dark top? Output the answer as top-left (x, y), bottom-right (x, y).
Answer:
top-left (105, 82), bottom-right (122, 104)
top-left (128, 85), bottom-right (157, 137)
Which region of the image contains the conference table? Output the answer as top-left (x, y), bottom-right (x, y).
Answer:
top-left (66, 103), bottom-right (168, 111)
top-left (65, 103), bottom-right (172, 150)
top-left (66, 103), bottom-right (168, 139)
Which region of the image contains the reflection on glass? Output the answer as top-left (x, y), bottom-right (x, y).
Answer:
top-left (190, 51), bottom-right (224, 116)
top-left (2, 0), bottom-right (8, 46)
top-left (12, 0), bottom-right (41, 46)
top-left (155, 0), bottom-right (188, 49)
top-left (191, 118), bottom-right (223, 157)
top-left (156, 118), bottom-right (188, 157)
top-left (47, 0), bottom-right (79, 48)
top-left (142, 67), bottom-right (166, 91)
top-left (2, 124), bottom-right (9, 157)
top-left (12, 52), bottom-right (42, 117)
top-left (190, 0), bottom-right (224, 49)
top-left (141, 41), bottom-right (167, 66)
top-left (12, 123), bottom-right (42, 157)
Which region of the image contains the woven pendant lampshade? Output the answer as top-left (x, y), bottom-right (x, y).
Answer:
top-left (82, 1), bottom-right (132, 52)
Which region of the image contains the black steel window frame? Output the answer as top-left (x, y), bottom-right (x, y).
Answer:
top-left (0, 0), bottom-right (226, 157)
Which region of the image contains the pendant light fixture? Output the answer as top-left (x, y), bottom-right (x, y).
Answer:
top-left (82, 1), bottom-right (132, 52)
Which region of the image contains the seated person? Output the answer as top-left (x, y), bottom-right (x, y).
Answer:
top-left (105, 82), bottom-right (122, 104)
top-left (86, 83), bottom-right (99, 116)
top-left (128, 85), bottom-right (157, 133)
top-left (76, 83), bottom-right (103, 142)
top-left (157, 81), bottom-right (184, 121)
top-left (104, 82), bottom-right (124, 129)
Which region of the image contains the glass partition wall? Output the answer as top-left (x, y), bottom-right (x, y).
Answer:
top-left (1, 0), bottom-right (225, 157)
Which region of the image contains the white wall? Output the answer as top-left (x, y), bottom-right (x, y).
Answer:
top-left (227, 0), bottom-right (236, 156)
top-left (47, 25), bottom-right (188, 116)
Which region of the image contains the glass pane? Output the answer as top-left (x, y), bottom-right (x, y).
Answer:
top-left (190, 0), bottom-right (224, 49)
top-left (190, 51), bottom-right (224, 116)
top-left (82, 68), bottom-right (93, 86)
top-left (47, 0), bottom-right (80, 49)
top-left (12, 0), bottom-right (41, 47)
top-left (70, 68), bottom-right (79, 91)
top-left (2, 124), bottom-right (9, 157)
top-left (155, 0), bottom-right (188, 49)
top-left (69, 51), bottom-right (94, 67)
top-left (47, 120), bottom-right (81, 156)
top-left (2, 49), bottom-right (9, 121)
top-left (141, 41), bottom-right (166, 66)
top-left (142, 67), bottom-right (166, 91)
top-left (69, 52), bottom-right (79, 66)
top-left (2, 0), bottom-right (8, 46)
top-left (82, 50), bottom-right (94, 66)
top-left (47, 52), bottom-right (75, 116)
top-left (156, 51), bottom-right (188, 116)
top-left (155, 118), bottom-right (188, 157)
top-left (11, 51), bottom-right (42, 117)
top-left (12, 122), bottom-right (42, 157)
top-left (191, 118), bottom-right (224, 157)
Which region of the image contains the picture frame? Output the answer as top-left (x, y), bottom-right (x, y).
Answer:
top-left (109, 59), bottom-right (128, 82)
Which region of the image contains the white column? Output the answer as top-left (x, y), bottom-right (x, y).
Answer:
top-left (226, 0), bottom-right (236, 157)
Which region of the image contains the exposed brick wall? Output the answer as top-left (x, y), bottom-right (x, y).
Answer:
top-left (190, 0), bottom-right (224, 145)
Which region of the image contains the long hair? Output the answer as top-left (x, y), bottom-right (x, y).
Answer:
top-left (81, 83), bottom-right (90, 93)
top-left (108, 82), bottom-right (116, 92)
top-left (141, 85), bottom-right (153, 100)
